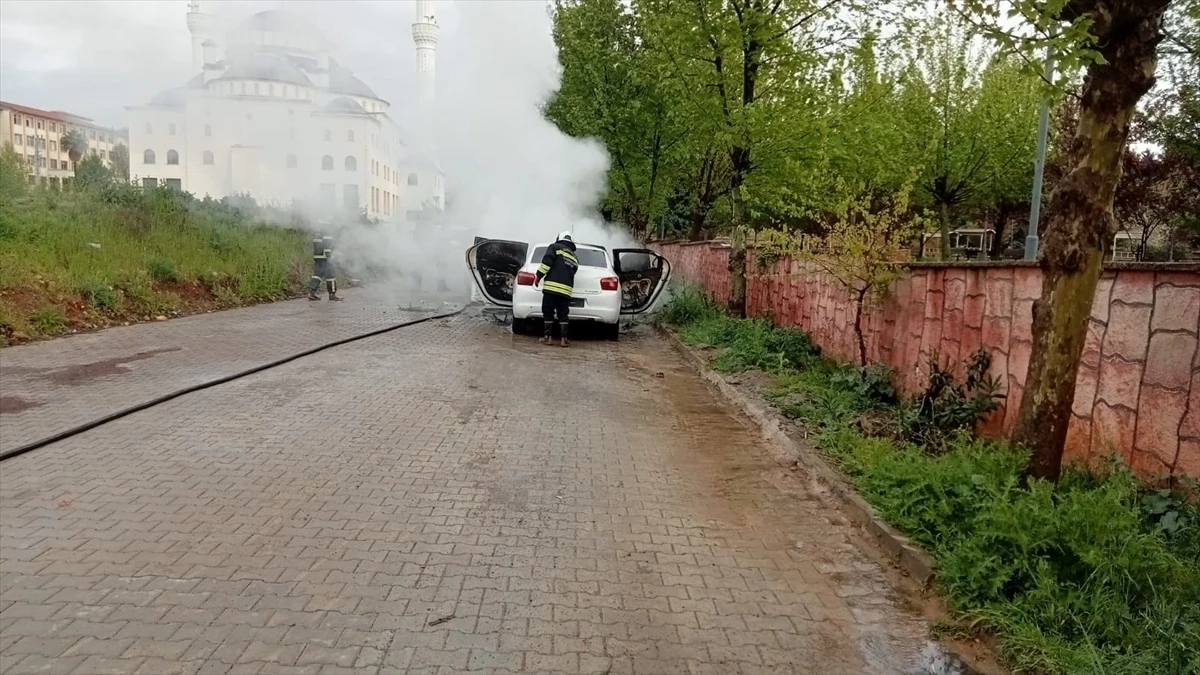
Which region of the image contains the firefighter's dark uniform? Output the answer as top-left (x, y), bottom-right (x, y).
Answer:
top-left (308, 235), bottom-right (341, 301)
top-left (535, 238), bottom-right (578, 345)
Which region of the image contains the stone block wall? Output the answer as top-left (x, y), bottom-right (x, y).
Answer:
top-left (653, 240), bottom-right (1200, 479)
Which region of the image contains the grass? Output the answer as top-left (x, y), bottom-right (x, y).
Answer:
top-left (661, 285), bottom-right (1200, 675)
top-left (0, 153), bottom-right (311, 344)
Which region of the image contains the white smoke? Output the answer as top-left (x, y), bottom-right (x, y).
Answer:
top-left (335, 0), bottom-right (637, 299)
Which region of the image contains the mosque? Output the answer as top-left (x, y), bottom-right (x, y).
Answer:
top-left (126, 0), bottom-right (444, 222)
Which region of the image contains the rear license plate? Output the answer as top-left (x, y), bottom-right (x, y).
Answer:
top-left (569, 298), bottom-right (585, 308)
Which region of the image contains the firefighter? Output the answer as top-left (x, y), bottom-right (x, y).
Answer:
top-left (308, 230), bottom-right (342, 301)
top-left (534, 230), bottom-right (578, 347)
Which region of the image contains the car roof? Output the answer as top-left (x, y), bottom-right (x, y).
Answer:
top-left (533, 242), bottom-right (606, 251)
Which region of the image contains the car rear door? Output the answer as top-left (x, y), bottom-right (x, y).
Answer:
top-left (611, 249), bottom-right (672, 314)
top-left (466, 238), bottom-right (529, 307)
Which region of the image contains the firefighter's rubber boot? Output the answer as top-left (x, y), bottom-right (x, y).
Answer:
top-left (541, 321), bottom-right (554, 344)
top-left (328, 292), bottom-right (343, 302)
top-left (560, 322), bottom-right (570, 348)
top-left (308, 292), bottom-right (320, 301)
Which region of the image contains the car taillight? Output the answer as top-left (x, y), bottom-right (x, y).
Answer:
top-left (600, 276), bottom-right (619, 291)
top-left (516, 271), bottom-right (537, 286)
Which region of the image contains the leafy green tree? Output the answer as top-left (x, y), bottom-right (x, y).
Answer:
top-left (1140, 2), bottom-right (1198, 161)
top-left (108, 144), bottom-right (130, 183)
top-left (0, 143), bottom-right (27, 201)
top-left (59, 129), bottom-right (88, 164)
top-left (639, 0), bottom-right (847, 316)
top-left (953, 0), bottom-right (1176, 481)
top-left (897, 20), bottom-right (1042, 259)
top-left (546, 0), bottom-right (690, 240)
top-left (74, 153), bottom-right (110, 190)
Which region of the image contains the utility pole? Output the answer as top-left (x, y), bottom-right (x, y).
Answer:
top-left (1024, 55), bottom-right (1054, 261)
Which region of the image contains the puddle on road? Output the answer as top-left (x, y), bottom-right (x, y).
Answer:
top-left (0, 395), bottom-right (43, 415)
top-left (46, 347), bottom-right (182, 386)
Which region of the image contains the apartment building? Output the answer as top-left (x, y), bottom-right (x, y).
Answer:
top-left (0, 101), bottom-right (128, 183)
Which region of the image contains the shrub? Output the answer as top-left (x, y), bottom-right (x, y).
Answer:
top-left (899, 349), bottom-right (1005, 450)
top-left (657, 285), bottom-right (723, 326)
top-left (146, 257), bottom-right (180, 283)
top-left (78, 281), bottom-right (119, 311)
top-left (31, 305), bottom-right (66, 334)
top-left (238, 259), bottom-right (288, 300)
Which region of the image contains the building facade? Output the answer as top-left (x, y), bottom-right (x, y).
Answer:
top-left (126, 5), bottom-right (443, 222)
top-left (0, 102), bottom-right (128, 184)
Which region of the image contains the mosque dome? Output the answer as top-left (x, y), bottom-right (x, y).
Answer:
top-left (324, 97), bottom-right (368, 114)
top-left (219, 53), bottom-right (313, 87)
top-left (328, 60), bottom-right (377, 99)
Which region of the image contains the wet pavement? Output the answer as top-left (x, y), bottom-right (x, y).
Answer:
top-left (0, 306), bottom-right (934, 674)
top-left (0, 290), bottom-right (452, 454)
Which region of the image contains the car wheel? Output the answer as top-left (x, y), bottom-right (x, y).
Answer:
top-left (511, 317), bottom-right (527, 335)
top-left (605, 322), bottom-right (621, 341)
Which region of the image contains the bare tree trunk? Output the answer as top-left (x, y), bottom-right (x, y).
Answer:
top-left (939, 201), bottom-right (952, 259)
top-left (728, 147), bottom-right (750, 318)
top-left (854, 287), bottom-right (868, 366)
top-left (1013, 0), bottom-right (1169, 482)
top-left (990, 203), bottom-right (1016, 259)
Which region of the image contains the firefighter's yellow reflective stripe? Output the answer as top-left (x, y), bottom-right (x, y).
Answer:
top-left (311, 275), bottom-right (322, 280)
top-left (538, 263), bottom-right (550, 273)
top-left (313, 255), bottom-right (327, 259)
top-left (542, 281), bottom-right (572, 295)
top-left (557, 250), bottom-right (578, 263)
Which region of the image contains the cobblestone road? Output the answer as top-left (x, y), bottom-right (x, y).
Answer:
top-left (0, 309), bottom-right (931, 674)
top-left (0, 291), bottom-right (449, 454)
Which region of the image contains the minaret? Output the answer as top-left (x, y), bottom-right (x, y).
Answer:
top-left (186, 0), bottom-right (215, 71)
top-left (412, 0), bottom-right (439, 110)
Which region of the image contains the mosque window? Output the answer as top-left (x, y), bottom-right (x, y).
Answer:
top-left (344, 156), bottom-right (357, 171)
top-left (321, 155), bottom-right (333, 171)
top-left (202, 151), bottom-right (214, 165)
top-left (143, 149), bottom-right (156, 164)
top-left (167, 150), bottom-right (180, 165)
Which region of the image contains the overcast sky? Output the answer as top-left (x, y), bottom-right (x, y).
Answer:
top-left (0, 0), bottom-right (475, 129)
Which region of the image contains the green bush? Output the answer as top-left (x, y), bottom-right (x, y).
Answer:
top-left (78, 281), bottom-right (120, 311)
top-left (659, 286), bottom-right (1200, 675)
top-left (146, 257), bottom-right (180, 283)
top-left (31, 305), bottom-right (66, 334)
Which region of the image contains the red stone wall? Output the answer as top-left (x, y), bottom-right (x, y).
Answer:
top-left (654, 240), bottom-right (1200, 480)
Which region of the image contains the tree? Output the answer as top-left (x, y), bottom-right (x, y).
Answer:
top-left (546, 0), bottom-right (690, 240)
top-left (1112, 150), bottom-right (1198, 259)
top-left (639, 0), bottom-right (852, 316)
top-left (1139, 2), bottom-right (1198, 161)
top-left (796, 184), bottom-right (926, 365)
top-left (0, 143), bottom-right (27, 201)
top-left (897, 20), bottom-right (1042, 259)
top-left (59, 129), bottom-right (88, 165)
top-left (73, 152), bottom-right (110, 190)
top-left (108, 144), bottom-right (130, 183)
top-left (955, 0), bottom-right (1175, 481)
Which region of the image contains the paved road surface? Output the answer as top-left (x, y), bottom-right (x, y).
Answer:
top-left (0, 307), bottom-right (932, 674)
top-left (0, 291), bottom-right (450, 454)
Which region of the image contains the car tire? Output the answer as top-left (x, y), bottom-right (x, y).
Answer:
top-left (604, 322), bottom-right (621, 341)
top-left (511, 317), bottom-right (528, 335)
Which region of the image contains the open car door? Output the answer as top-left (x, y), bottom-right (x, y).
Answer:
top-left (612, 249), bottom-right (672, 314)
top-left (466, 238), bottom-right (529, 307)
